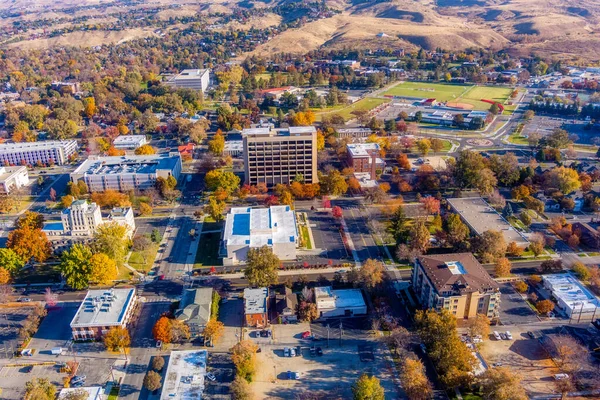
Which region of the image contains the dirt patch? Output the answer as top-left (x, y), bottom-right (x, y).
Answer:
top-left (446, 102), bottom-right (475, 110)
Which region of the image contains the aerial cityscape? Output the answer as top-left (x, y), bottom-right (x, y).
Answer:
top-left (1, 1), bottom-right (600, 399)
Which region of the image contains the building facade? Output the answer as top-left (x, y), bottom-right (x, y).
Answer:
top-left (165, 69), bottom-right (210, 92)
top-left (105, 207), bottom-right (136, 237)
top-left (243, 126), bottom-right (318, 186)
top-left (244, 288), bottom-right (268, 327)
top-left (542, 273), bottom-right (600, 320)
top-left (412, 253), bottom-right (500, 320)
top-left (221, 205), bottom-right (297, 266)
top-left (113, 135), bottom-right (148, 150)
top-left (346, 143), bottom-right (385, 179)
top-left (61, 200), bottom-right (103, 237)
top-left (314, 287), bottom-right (367, 319)
top-left (70, 154), bottom-right (181, 193)
top-left (175, 288), bottom-right (213, 337)
top-left (0, 166), bottom-right (28, 194)
top-left (70, 288), bottom-right (137, 340)
top-left (0, 140), bottom-right (78, 166)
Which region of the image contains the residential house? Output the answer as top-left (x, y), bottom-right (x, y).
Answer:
top-left (272, 286), bottom-right (298, 323)
top-left (175, 288), bottom-right (213, 337)
top-left (244, 288), bottom-right (268, 327)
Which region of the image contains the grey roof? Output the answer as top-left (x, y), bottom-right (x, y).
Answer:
top-left (70, 288), bottom-right (136, 328)
top-left (175, 288), bottom-right (212, 327)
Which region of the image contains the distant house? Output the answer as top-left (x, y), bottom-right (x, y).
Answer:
top-left (244, 288), bottom-right (268, 327)
top-left (178, 143), bottom-right (195, 159)
top-left (175, 288), bottom-right (213, 337)
top-left (273, 287), bottom-right (298, 323)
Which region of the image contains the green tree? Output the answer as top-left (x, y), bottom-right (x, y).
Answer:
top-left (204, 196), bottom-right (225, 221)
top-left (208, 132), bottom-right (225, 155)
top-left (60, 244), bottom-right (93, 290)
top-left (389, 206), bottom-right (409, 244)
top-left (244, 246), bottom-right (280, 287)
top-left (0, 248), bottom-right (24, 275)
top-left (572, 262), bottom-right (590, 281)
top-left (452, 150), bottom-right (497, 194)
top-left (445, 213), bottom-right (470, 247)
top-left (205, 170), bottom-right (240, 194)
top-left (545, 167), bottom-right (581, 194)
top-left (93, 222), bottom-right (129, 266)
top-left (416, 139), bottom-right (431, 156)
top-left (351, 374), bottom-right (384, 400)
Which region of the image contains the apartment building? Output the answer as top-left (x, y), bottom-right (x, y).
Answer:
top-left (0, 140), bottom-right (78, 166)
top-left (243, 126), bottom-right (317, 186)
top-left (113, 135), bottom-right (148, 150)
top-left (70, 288), bottom-right (137, 340)
top-left (0, 166), bottom-right (29, 194)
top-left (165, 69), bottom-right (210, 92)
top-left (412, 253), bottom-right (500, 320)
top-left (70, 153), bottom-right (181, 192)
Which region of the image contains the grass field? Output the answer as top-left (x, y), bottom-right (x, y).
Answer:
top-left (128, 243), bottom-right (159, 272)
top-left (383, 82), bottom-right (513, 111)
top-left (316, 97), bottom-right (390, 122)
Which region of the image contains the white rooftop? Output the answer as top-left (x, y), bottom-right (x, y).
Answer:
top-left (315, 287), bottom-right (366, 310)
top-left (353, 172), bottom-right (378, 188)
top-left (347, 143), bottom-right (380, 158)
top-left (244, 287), bottom-right (268, 314)
top-left (543, 273), bottom-right (600, 312)
top-left (0, 140), bottom-right (76, 152)
top-left (160, 350), bottom-right (207, 400)
top-left (169, 69), bottom-right (209, 81)
top-left (113, 135), bottom-right (147, 145)
top-left (288, 126), bottom-right (316, 135)
top-left (70, 288), bottom-right (136, 328)
top-left (242, 127), bottom-right (271, 136)
top-left (223, 205), bottom-right (297, 248)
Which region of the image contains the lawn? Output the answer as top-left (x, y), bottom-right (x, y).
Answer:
top-left (116, 264), bottom-right (133, 281)
top-left (299, 225), bottom-right (312, 249)
top-left (194, 232), bottom-right (222, 268)
top-left (107, 387), bottom-right (119, 400)
top-left (383, 81), bottom-right (470, 101)
top-left (508, 133), bottom-right (528, 145)
top-left (458, 85), bottom-right (513, 110)
top-left (316, 97), bottom-right (390, 122)
top-left (128, 243), bottom-right (159, 272)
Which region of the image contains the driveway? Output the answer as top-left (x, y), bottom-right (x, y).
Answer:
top-left (498, 283), bottom-right (539, 326)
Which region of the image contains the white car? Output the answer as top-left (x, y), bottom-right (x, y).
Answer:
top-left (493, 331), bottom-right (501, 340)
top-left (554, 373), bottom-right (569, 380)
top-left (289, 348), bottom-right (296, 357)
top-left (283, 347), bottom-right (290, 357)
top-left (505, 331), bottom-right (513, 340)
top-left (206, 372), bottom-right (216, 382)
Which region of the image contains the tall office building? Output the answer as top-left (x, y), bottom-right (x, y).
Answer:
top-left (243, 126), bottom-right (318, 186)
top-left (165, 69), bottom-right (210, 93)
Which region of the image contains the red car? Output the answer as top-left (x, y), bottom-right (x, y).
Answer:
top-left (158, 274), bottom-right (166, 281)
top-left (301, 331), bottom-right (311, 339)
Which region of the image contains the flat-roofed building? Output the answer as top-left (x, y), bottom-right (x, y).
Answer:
top-left (70, 288), bottom-right (137, 340)
top-left (222, 205), bottom-right (297, 266)
top-left (165, 69), bottom-right (210, 93)
top-left (244, 287), bottom-right (268, 327)
top-left (105, 207), bottom-right (136, 237)
top-left (0, 140), bottom-right (78, 166)
top-left (243, 126), bottom-right (317, 186)
top-left (113, 135), bottom-right (148, 150)
top-left (161, 350), bottom-right (208, 400)
top-left (61, 200), bottom-right (103, 237)
top-left (542, 273), bottom-right (600, 320)
top-left (0, 166), bottom-right (28, 194)
top-left (314, 286), bottom-right (366, 318)
top-left (336, 127), bottom-right (373, 138)
top-left (447, 197), bottom-right (529, 247)
top-left (412, 253), bottom-right (500, 320)
top-left (347, 143), bottom-right (385, 179)
top-left (70, 153), bottom-right (181, 192)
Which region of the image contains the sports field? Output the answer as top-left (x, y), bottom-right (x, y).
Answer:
top-left (383, 82), bottom-right (513, 111)
top-left (315, 97), bottom-right (390, 122)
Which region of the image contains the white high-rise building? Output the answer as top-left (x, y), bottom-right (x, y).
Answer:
top-left (61, 200), bottom-right (103, 237)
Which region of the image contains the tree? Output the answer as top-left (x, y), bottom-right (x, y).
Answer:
top-left (93, 222), bottom-right (129, 266)
top-left (143, 371), bottom-right (162, 392)
top-left (397, 153), bottom-right (411, 170)
top-left (535, 299), bottom-right (555, 315)
top-left (0, 248), bottom-right (25, 275)
top-left (169, 319), bottom-right (191, 343)
top-left (152, 356), bottom-right (165, 371)
top-left (572, 262), bottom-right (591, 281)
top-left (62, 389), bottom-right (89, 400)
top-left (16, 211), bottom-right (44, 230)
top-left (231, 340), bottom-right (259, 382)
top-left (351, 374), bottom-right (384, 400)
top-left (420, 196), bottom-right (440, 215)
top-left (205, 170), bottom-right (240, 194)
top-left (358, 259), bottom-right (385, 291)
top-left (445, 214), bottom-right (470, 247)
top-left (545, 167), bottom-right (581, 194)
top-left (529, 233), bottom-right (546, 257)
top-left (519, 211), bottom-right (532, 227)
top-left (139, 202), bottom-right (152, 216)
top-left (104, 326), bottom-right (130, 353)
top-left (416, 139), bottom-right (431, 156)
top-left (91, 190), bottom-right (131, 208)
top-left (153, 316), bottom-right (173, 343)
top-left (514, 281), bottom-right (528, 293)
top-left (60, 244), bottom-right (93, 290)
top-left (480, 367), bottom-right (528, 400)
top-left (25, 378), bottom-right (56, 400)
top-left (231, 375), bottom-right (253, 400)
top-left (82, 97), bottom-right (97, 119)
top-left (545, 128), bottom-right (572, 149)
top-left (408, 219), bottom-right (430, 253)
top-left (244, 246), bottom-right (279, 287)
top-left (297, 301), bottom-right (318, 322)
top-left (320, 170), bottom-right (348, 196)
top-left (467, 314), bottom-right (490, 339)
top-left (208, 132), bottom-right (225, 155)
top-left (539, 259), bottom-right (562, 273)
top-left (0, 267), bottom-right (11, 285)
top-left (134, 144), bottom-right (157, 155)
top-left (472, 230), bottom-right (506, 263)
top-left (399, 358), bottom-right (433, 400)
top-left (8, 225), bottom-right (52, 263)
top-left (204, 196), bottom-right (225, 221)
top-left (494, 257), bottom-right (512, 278)
top-left (204, 319), bottom-right (225, 344)
top-left (90, 253), bottom-right (117, 284)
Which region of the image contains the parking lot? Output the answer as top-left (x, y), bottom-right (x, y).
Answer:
top-left (28, 302), bottom-right (78, 354)
top-left (248, 322), bottom-right (398, 399)
top-left (498, 283), bottom-right (539, 326)
top-left (134, 216), bottom-right (169, 239)
top-left (0, 363), bottom-right (66, 399)
top-left (480, 326), bottom-right (559, 396)
top-left (307, 210), bottom-right (348, 261)
top-left (0, 307), bottom-right (31, 358)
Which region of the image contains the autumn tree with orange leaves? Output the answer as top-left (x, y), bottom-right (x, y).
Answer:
top-left (7, 212), bottom-right (51, 263)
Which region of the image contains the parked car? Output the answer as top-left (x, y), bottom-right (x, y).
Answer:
top-left (419, 343), bottom-right (427, 353)
top-left (71, 381), bottom-right (84, 388)
top-left (289, 348), bottom-right (296, 357)
top-left (158, 275), bottom-right (165, 281)
top-left (310, 346), bottom-right (316, 357)
top-left (554, 373), bottom-right (569, 381)
top-left (71, 375), bottom-right (86, 384)
top-left (527, 331), bottom-right (535, 339)
top-left (493, 331), bottom-right (501, 340)
top-left (283, 347), bottom-right (290, 357)
top-left (17, 297), bottom-right (31, 302)
top-left (301, 331), bottom-right (311, 339)
top-left (505, 331), bottom-right (513, 340)
top-left (206, 372), bottom-right (216, 382)
top-left (316, 347), bottom-right (323, 356)
top-left (287, 371), bottom-right (300, 380)
top-left (156, 340), bottom-right (162, 348)
top-left (23, 365), bottom-right (33, 373)
top-left (500, 332), bottom-right (507, 340)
